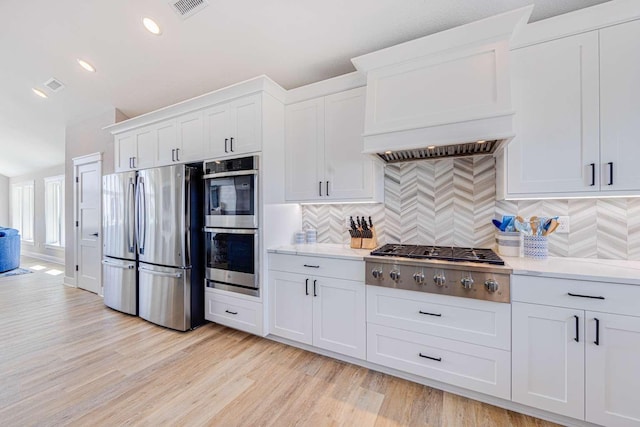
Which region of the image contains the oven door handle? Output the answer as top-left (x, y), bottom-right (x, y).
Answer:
top-left (203, 170), bottom-right (259, 179)
top-left (204, 227), bottom-right (258, 235)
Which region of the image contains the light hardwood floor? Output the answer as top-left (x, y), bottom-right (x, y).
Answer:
top-left (0, 256), bottom-right (560, 427)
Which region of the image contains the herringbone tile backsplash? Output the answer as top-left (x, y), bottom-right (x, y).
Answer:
top-left (301, 156), bottom-right (640, 260)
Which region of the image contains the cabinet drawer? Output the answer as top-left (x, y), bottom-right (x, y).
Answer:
top-left (205, 291), bottom-right (264, 336)
top-left (367, 323), bottom-right (511, 400)
top-left (268, 253), bottom-right (363, 281)
top-left (512, 275), bottom-right (640, 316)
top-left (367, 286), bottom-right (510, 350)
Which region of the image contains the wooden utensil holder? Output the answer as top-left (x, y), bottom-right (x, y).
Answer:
top-left (361, 227), bottom-right (378, 249)
top-left (350, 237), bottom-right (362, 249)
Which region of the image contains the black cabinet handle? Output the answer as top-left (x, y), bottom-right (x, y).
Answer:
top-left (608, 162), bottom-right (613, 185)
top-left (176, 148), bottom-right (180, 161)
top-left (419, 353), bottom-right (442, 362)
top-left (574, 315), bottom-right (579, 342)
top-left (313, 279), bottom-right (317, 297)
top-left (225, 309), bottom-right (238, 315)
top-left (594, 318), bottom-right (600, 346)
top-left (171, 149), bottom-right (175, 162)
top-left (568, 292), bottom-right (605, 300)
top-left (326, 181), bottom-right (329, 197)
top-left (129, 157), bottom-right (132, 168)
top-left (590, 163), bottom-right (595, 186)
top-left (419, 310), bottom-right (442, 317)
top-left (319, 181), bottom-right (322, 197)
top-left (132, 157), bottom-right (136, 168)
top-left (91, 232), bottom-right (99, 237)
top-left (230, 137), bottom-right (234, 152)
top-left (225, 138), bottom-right (229, 153)
top-left (305, 278), bottom-right (309, 296)
top-left (303, 264), bottom-right (320, 268)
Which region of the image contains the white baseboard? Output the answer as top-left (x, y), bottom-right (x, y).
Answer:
top-left (63, 275), bottom-right (77, 288)
top-left (21, 250), bottom-right (64, 265)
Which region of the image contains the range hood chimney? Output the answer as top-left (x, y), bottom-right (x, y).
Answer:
top-left (351, 6), bottom-right (533, 162)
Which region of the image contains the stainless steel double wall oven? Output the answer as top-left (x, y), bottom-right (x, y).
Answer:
top-left (203, 156), bottom-right (260, 296)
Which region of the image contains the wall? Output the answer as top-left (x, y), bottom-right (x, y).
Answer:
top-left (0, 174), bottom-right (8, 226)
top-left (9, 164), bottom-right (66, 263)
top-left (64, 108), bottom-right (128, 284)
top-left (302, 157), bottom-right (640, 260)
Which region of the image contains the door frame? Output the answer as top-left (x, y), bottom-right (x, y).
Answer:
top-left (72, 152), bottom-right (103, 293)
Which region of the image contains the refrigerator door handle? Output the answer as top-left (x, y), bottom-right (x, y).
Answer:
top-left (139, 266), bottom-right (183, 279)
top-left (102, 259), bottom-right (135, 269)
top-left (135, 176), bottom-right (146, 255)
top-left (127, 177), bottom-right (135, 252)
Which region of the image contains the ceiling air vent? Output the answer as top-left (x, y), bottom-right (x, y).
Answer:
top-left (169, 0), bottom-right (209, 19)
top-left (44, 78), bottom-right (65, 92)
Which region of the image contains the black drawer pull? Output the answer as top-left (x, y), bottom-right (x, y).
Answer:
top-left (608, 162), bottom-right (614, 186)
top-left (568, 292), bottom-right (605, 300)
top-left (419, 310), bottom-right (442, 317)
top-left (225, 310), bottom-right (238, 315)
top-left (305, 278), bottom-right (309, 296)
top-left (574, 315), bottom-right (579, 343)
top-left (419, 353), bottom-right (442, 362)
top-left (313, 279), bottom-right (317, 297)
top-left (303, 264), bottom-right (320, 268)
top-left (594, 318), bottom-right (600, 346)
top-left (589, 163), bottom-right (595, 186)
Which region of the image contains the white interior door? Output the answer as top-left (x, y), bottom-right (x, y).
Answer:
top-left (75, 154), bottom-right (102, 295)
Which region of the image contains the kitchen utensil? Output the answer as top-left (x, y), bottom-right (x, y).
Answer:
top-left (368, 216), bottom-right (373, 228)
top-left (543, 219), bottom-right (559, 236)
top-left (501, 215), bottom-right (515, 232)
top-left (492, 219), bottom-right (503, 230)
top-left (529, 216), bottom-right (539, 236)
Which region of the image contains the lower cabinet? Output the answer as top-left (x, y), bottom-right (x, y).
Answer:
top-left (268, 269), bottom-right (366, 359)
top-left (512, 276), bottom-right (640, 426)
top-left (205, 290), bottom-right (264, 336)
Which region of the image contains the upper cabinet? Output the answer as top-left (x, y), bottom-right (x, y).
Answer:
top-left (504, 19), bottom-right (640, 198)
top-left (284, 87), bottom-right (383, 203)
top-left (204, 94), bottom-right (262, 158)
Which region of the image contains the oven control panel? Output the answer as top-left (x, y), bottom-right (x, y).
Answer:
top-left (365, 260), bottom-right (510, 303)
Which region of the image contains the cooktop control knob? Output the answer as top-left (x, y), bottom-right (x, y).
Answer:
top-left (371, 268), bottom-right (383, 279)
top-left (433, 273), bottom-right (446, 287)
top-left (390, 269), bottom-right (401, 282)
top-left (461, 276), bottom-right (474, 290)
top-left (413, 272), bottom-right (425, 284)
top-left (484, 279), bottom-right (499, 293)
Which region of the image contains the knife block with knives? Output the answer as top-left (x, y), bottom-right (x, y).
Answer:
top-left (349, 216), bottom-right (378, 249)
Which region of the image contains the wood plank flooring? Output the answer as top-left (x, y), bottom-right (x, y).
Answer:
top-left (0, 257), bottom-right (560, 427)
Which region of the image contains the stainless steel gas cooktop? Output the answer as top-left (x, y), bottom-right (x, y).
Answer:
top-left (365, 244), bottom-right (512, 303)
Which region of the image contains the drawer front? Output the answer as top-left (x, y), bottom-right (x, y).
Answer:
top-left (367, 286), bottom-right (511, 350)
top-left (367, 323), bottom-right (511, 400)
top-left (268, 253), bottom-right (364, 281)
top-left (512, 275), bottom-right (640, 316)
top-left (205, 291), bottom-right (264, 336)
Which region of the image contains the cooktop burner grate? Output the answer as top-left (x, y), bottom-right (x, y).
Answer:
top-left (370, 244), bottom-right (505, 265)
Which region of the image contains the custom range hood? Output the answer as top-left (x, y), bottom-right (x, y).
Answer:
top-left (352, 6), bottom-right (533, 163)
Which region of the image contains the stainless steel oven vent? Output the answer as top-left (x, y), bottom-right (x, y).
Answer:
top-left (169, 0), bottom-right (209, 19)
top-left (377, 140), bottom-right (500, 163)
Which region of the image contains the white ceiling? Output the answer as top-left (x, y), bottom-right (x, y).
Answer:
top-left (0, 0), bottom-right (609, 177)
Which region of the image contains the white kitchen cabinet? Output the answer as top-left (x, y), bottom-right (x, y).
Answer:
top-left (268, 254), bottom-right (366, 359)
top-left (505, 19), bottom-right (640, 198)
top-left (512, 302), bottom-right (585, 419)
top-left (506, 32), bottom-right (600, 196)
top-left (599, 19), bottom-right (640, 193)
top-left (205, 290), bottom-right (264, 336)
top-left (175, 111), bottom-right (204, 163)
top-left (585, 312), bottom-right (640, 427)
top-left (285, 87), bottom-right (382, 203)
top-left (512, 275), bottom-right (640, 426)
top-left (204, 94), bottom-right (262, 158)
top-left (114, 126), bottom-right (156, 172)
top-left (155, 119), bottom-right (178, 165)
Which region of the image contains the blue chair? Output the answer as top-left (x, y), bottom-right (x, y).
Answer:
top-left (0, 227), bottom-right (20, 273)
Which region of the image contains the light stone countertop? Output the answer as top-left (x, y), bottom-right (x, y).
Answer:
top-left (267, 243), bottom-right (371, 261)
top-left (503, 256), bottom-right (640, 286)
top-left (268, 243), bottom-right (640, 285)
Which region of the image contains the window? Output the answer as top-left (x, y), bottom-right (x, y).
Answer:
top-left (10, 180), bottom-right (35, 243)
top-left (45, 175), bottom-right (65, 247)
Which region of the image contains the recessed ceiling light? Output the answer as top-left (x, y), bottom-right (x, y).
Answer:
top-left (142, 17), bottom-right (162, 35)
top-left (32, 88), bottom-right (48, 98)
top-left (77, 59), bottom-right (96, 72)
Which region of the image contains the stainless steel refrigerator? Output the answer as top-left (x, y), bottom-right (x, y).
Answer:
top-left (102, 164), bottom-right (204, 331)
top-left (102, 171), bottom-right (137, 315)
